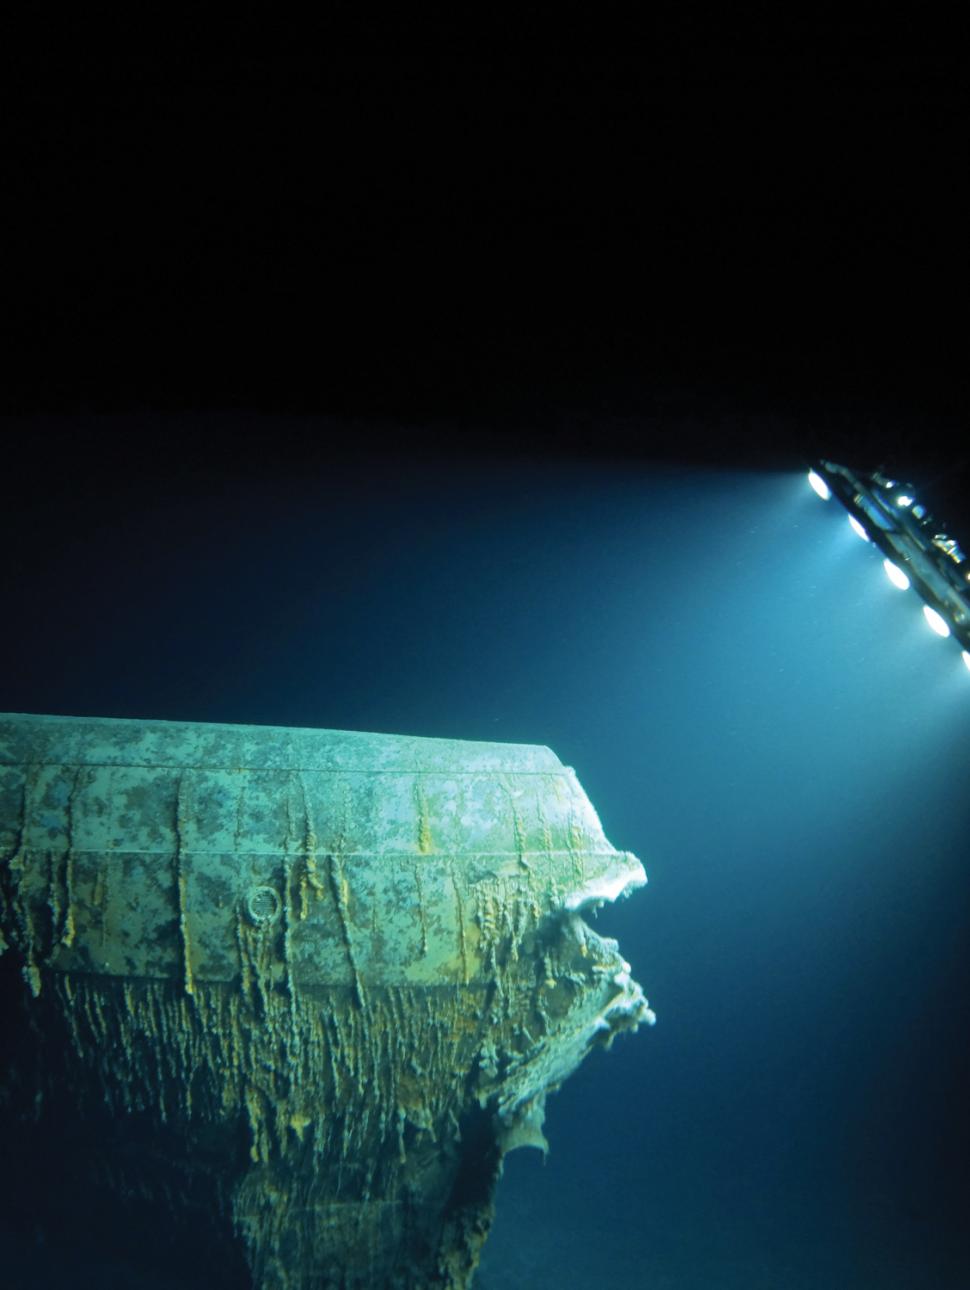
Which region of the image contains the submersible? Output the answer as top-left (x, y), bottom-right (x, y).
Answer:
top-left (0, 713), bottom-right (653, 1288)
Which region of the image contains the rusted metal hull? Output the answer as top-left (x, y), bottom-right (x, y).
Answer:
top-left (0, 713), bottom-right (653, 1288)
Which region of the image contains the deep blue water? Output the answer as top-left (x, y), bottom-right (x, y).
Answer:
top-left (2, 449), bottom-right (968, 1287)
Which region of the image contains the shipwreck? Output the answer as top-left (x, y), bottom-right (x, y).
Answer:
top-left (0, 713), bottom-right (653, 1288)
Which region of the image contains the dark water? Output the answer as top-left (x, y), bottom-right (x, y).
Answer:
top-left (2, 448), bottom-right (968, 1287)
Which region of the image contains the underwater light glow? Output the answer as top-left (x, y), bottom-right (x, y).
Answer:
top-left (808, 460), bottom-right (970, 674)
top-left (883, 559), bottom-right (910, 591)
top-left (848, 514), bottom-right (869, 541)
top-left (807, 469), bottom-right (831, 500)
top-left (922, 605), bottom-right (951, 638)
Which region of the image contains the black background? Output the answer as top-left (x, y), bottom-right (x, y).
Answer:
top-left (2, 24), bottom-right (965, 515)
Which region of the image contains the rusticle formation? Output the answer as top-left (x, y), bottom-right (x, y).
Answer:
top-left (0, 713), bottom-right (653, 1288)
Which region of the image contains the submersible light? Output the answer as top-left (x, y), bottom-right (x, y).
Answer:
top-left (923, 605), bottom-right (951, 638)
top-left (883, 559), bottom-right (911, 591)
top-left (805, 461), bottom-right (970, 673)
top-left (808, 469), bottom-right (831, 500)
top-left (848, 514), bottom-right (869, 542)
